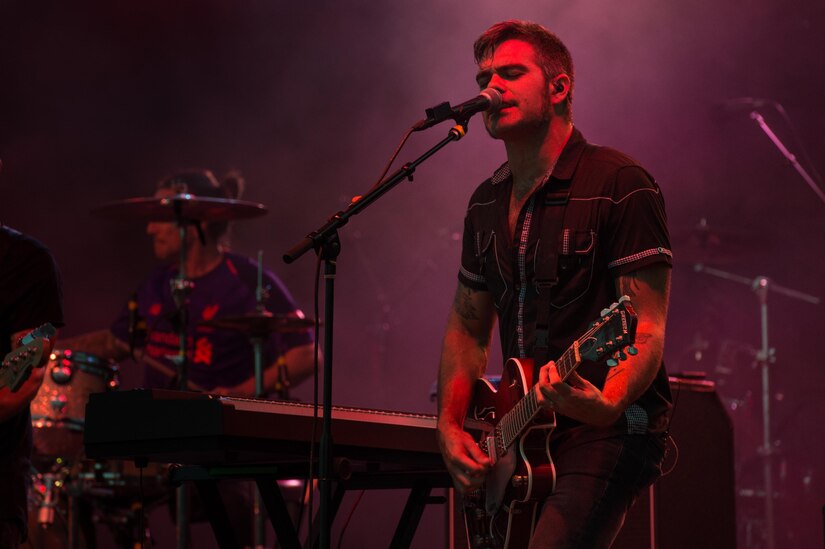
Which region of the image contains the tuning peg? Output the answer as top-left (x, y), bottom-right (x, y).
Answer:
top-left (606, 358), bottom-right (619, 367)
top-left (626, 345), bottom-right (638, 356)
top-left (600, 307), bottom-right (611, 317)
top-left (617, 350), bottom-right (627, 361)
top-left (618, 295), bottom-right (630, 303)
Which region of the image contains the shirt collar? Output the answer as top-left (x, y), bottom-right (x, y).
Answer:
top-left (489, 126), bottom-right (586, 185)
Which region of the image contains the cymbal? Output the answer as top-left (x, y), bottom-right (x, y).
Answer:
top-left (200, 312), bottom-right (316, 335)
top-left (671, 218), bottom-right (754, 266)
top-left (91, 194), bottom-right (267, 222)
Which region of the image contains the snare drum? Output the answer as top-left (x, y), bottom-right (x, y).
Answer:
top-left (31, 349), bottom-right (119, 461)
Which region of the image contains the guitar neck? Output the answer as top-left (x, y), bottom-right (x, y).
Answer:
top-left (496, 344), bottom-right (581, 453)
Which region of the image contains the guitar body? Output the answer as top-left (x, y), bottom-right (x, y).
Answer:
top-left (459, 297), bottom-right (638, 549)
top-left (464, 357), bottom-right (556, 549)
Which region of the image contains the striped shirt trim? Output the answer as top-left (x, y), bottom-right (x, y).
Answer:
top-left (608, 247), bottom-right (672, 269)
top-left (491, 164), bottom-right (512, 185)
top-left (515, 195), bottom-right (537, 358)
top-left (460, 266), bottom-right (486, 285)
top-left (625, 404), bottom-right (649, 435)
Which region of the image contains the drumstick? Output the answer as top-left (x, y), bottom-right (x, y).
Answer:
top-left (113, 340), bottom-right (206, 392)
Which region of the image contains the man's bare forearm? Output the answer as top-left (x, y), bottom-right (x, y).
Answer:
top-left (602, 265), bottom-right (671, 417)
top-left (437, 284), bottom-right (496, 429)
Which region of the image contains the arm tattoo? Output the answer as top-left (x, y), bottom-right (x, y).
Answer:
top-left (605, 366), bottom-right (625, 382)
top-left (619, 272), bottom-right (642, 299)
top-left (454, 286), bottom-right (481, 320)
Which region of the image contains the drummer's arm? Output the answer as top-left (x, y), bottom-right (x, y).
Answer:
top-left (57, 329), bottom-right (131, 363)
top-left (0, 329), bottom-right (57, 422)
top-left (213, 342), bottom-right (320, 398)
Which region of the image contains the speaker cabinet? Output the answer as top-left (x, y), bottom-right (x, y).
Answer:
top-left (613, 377), bottom-right (737, 548)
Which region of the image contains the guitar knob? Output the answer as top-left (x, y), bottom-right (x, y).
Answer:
top-left (511, 475), bottom-right (528, 487)
top-left (627, 345), bottom-right (639, 356)
top-left (50, 394), bottom-right (68, 413)
top-left (51, 365), bottom-right (73, 384)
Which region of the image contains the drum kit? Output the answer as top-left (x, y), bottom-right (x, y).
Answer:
top-left (26, 193), bottom-right (316, 548)
top-left (670, 218), bottom-right (821, 549)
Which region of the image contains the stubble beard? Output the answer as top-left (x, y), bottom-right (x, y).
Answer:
top-left (484, 88), bottom-right (554, 142)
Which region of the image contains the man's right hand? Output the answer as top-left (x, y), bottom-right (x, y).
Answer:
top-left (437, 422), bottom-right (491, 493)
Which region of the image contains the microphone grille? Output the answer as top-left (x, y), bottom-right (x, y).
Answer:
top-left (480, 88), bottom-right (503, 108)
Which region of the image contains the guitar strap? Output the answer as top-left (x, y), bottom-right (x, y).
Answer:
top-left (531, 179), bottom-right (571, 384)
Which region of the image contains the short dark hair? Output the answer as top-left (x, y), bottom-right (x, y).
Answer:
top-left (474, 20), bottom-right (574, 118)
top-left (157, 169), bottom-right (245, 242)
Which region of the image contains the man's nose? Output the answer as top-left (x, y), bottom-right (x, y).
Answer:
top-left (487, 73), bottom-right (506, 92)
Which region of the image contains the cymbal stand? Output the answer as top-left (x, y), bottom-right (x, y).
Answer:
top-left (693, 264), bottom-right (820, 549)
top-left (170, 201), bottom-right (196, 549)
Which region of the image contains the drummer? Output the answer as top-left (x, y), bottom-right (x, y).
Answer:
top-left (61, 169), bottom-right (317, 395)
top-left (59, 169), bottom-right (317, 546)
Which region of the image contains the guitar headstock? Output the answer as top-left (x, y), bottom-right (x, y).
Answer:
top-left (577, 296), bottom-right (638, 366)
top-left (1, 323), bottom-right (55, 392)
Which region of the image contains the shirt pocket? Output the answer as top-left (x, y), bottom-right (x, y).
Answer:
top-left (476, 230), bottom-right (509, 306)
top-left (550, 229), bottom-right (597, 309)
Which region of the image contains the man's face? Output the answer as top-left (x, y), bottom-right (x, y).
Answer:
top-left (145, 188), bottom-right (191, 261)
top-left (476, 39), bottom-right (553, 139)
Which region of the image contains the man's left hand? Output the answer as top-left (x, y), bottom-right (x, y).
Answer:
top-left (536, 361), bottom-right (622, 426)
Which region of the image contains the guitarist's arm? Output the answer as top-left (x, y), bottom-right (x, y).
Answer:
top-left (437, 282), bottom-right (497, 492)
top-left (0, 328), bottom-right (58, 423)
top-left (538, 264), bottom-right (671, 427)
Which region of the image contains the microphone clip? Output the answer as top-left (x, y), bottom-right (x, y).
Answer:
top-left (413, 101), bottom-right (455, 131)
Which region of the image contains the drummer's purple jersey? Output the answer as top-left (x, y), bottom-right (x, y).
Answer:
top-left (111, 252), bottom-right (312, 391)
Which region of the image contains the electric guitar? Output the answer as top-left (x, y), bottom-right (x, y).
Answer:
top-left (1, 323), bottom-right (57, 392)
top-left (463, 297), bottom-right (638, 549)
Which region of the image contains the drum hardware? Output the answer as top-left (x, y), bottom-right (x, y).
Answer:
top-left (692, 264), bottom-right (820, 549)
top-left (90, 194), bottom-right (268, 223)
top-left (672, 217), bottom-right (755, 267)
top-left (199, 310), bottom-right (317, 336)
top-left (31, 349), bottom-right (119, 463)
top-left (92, 193), bottom-right (268, 549)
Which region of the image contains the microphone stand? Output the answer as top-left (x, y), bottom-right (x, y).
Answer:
top-left (693, 263), bottom-right (820, 549)
top-left (748, 110), bottom-right (825, 206)
top-left (283, 122), bottom-right (469, 548)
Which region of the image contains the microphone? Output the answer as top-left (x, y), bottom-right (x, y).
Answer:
top-left (413, 88), bottom-right (503, 131)
top-left (716, 97), bottom-right (773, 112)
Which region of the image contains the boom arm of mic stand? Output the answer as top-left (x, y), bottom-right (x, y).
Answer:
top-left (749, 111), bottom-right (825, 207)
top-left (283, 124), bottom-right (467, 264)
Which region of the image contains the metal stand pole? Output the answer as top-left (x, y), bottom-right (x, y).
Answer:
top-left (749, 111), bottom-right (825, 207)
top-left (171, 211), bottom-right (194, 549)
top-left (754, 277), bottom-right (775, 549)
top-left (693, 264), bottom-right (820, 548)
top-left (253, 250), bottom-right (268, 548)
